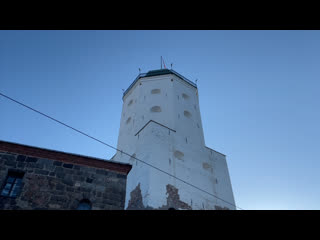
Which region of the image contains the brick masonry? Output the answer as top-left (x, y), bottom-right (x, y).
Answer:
top-left (0, 142), bottom-right (132, 210)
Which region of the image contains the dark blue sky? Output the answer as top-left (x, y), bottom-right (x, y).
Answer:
top-left (1, 30), bottom-right (319, 209)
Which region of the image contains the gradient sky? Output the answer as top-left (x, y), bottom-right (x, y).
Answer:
top-left (1, 30), bottom-right (319, 210)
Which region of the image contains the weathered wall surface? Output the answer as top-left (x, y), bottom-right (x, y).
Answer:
top-left (0, 152), bottom-right (127, 210)
top-left (114, 71), bottom-right (236, 210)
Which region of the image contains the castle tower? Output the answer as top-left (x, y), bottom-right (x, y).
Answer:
top-left (112, 69), bottom-right (236, 210)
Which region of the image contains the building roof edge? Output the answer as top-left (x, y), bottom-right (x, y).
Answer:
top-left (122, 69), bottom-right (197, 99)
top-left (0, 140), bottom-right (132, 175)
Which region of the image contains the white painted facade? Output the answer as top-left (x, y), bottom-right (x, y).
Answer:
top-left (112, 69), bottom-right (236, 210)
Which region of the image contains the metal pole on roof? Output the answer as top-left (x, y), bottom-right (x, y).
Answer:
top-left (161, 56), bottom-right (162, 69)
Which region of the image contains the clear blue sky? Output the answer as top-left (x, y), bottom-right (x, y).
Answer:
top-left (1, 30), bottom-right (319, 210)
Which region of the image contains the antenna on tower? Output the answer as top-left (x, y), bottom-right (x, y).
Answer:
top-left (139, 68), bottom-right (141, 74)
top-left (160, 56), bottom-right (167, 69)
top-left (162, 57), bottom-right (167, 69)
top-left (195, 79), bottom-right (198, 85)
top-left (171, 63), bottom-right (173, 69)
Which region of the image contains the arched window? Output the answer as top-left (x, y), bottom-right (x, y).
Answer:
top-left (151, 89), bottom-right (161, 94)
top-left (76, 199), bottom-right (92, 210)
top-left (128, 99), bottom-right (133, 106)
top-left (184, 110), bottom-right (192, 118)
top-left (150, 106), bottom-right (162, 112)
top-left (182, 93), bottom-right (189, 100)
top-left (174, 150), bottom-right (184, 160)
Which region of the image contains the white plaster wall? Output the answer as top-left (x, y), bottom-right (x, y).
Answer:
top-left (113, 72), bottom-right (236, 210)
top-left (171, 76), bottom-right (206, 149)
top-left (207, 147), bottom-right (236, 210)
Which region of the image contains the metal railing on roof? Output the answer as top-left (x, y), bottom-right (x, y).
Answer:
top-left (122, 70), bottom-right (197, 98)
top-left (170, 69), bottom-right (197, 88)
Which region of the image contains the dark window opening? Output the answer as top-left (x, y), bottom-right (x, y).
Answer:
top-left (1, 170), bottom-right (24, 198)
top-left (76, 199), bottom-right (92, 210)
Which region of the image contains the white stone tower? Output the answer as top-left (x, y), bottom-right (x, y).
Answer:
top-left (112, 69), bottom-right (236, 210)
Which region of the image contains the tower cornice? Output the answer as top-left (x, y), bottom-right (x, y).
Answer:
top-left (122, 69), bottom-right (197, 100)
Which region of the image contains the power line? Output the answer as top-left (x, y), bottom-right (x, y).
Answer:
top-left (0, 92), bottom-right (244, 210)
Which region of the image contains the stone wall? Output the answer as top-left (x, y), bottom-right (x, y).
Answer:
top-left (0, 151), bottom-right (128, 210)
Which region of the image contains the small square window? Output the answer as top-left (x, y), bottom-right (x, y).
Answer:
top-left (1, 170), bottom-right (24, 198)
